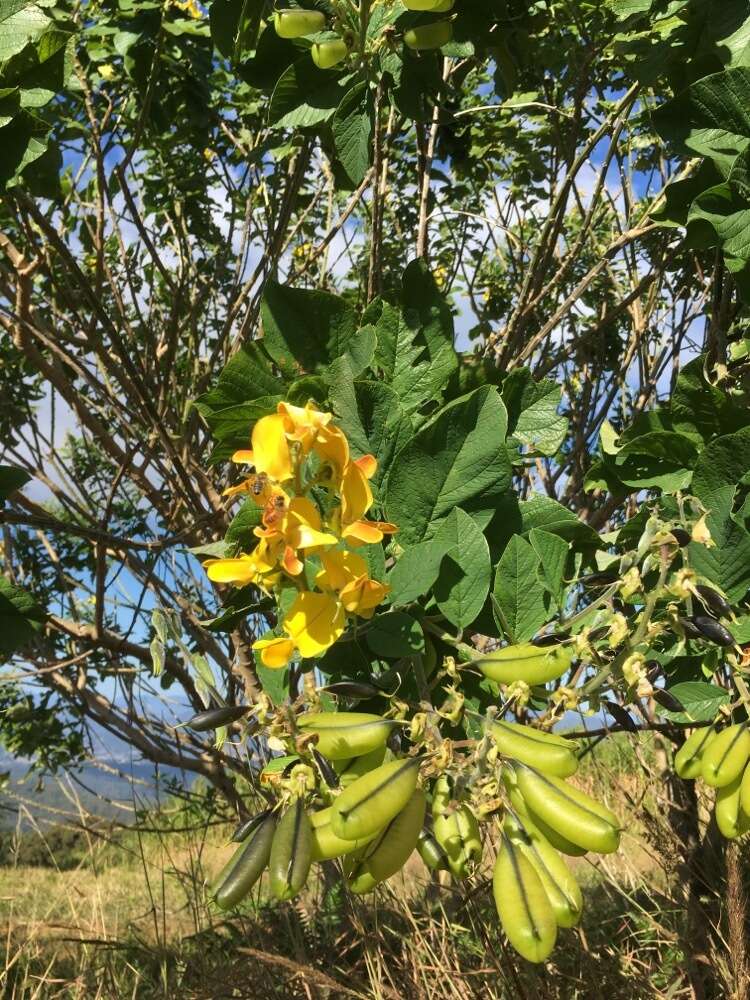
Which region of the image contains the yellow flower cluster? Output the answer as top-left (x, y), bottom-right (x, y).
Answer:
top-left (204, 403), bottom-right (396, 669)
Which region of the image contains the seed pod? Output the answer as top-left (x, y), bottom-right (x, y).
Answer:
top-left (348, 789), bottom-right (426, 892)
top-left (586, 626), bottom-right (611, 643)
top-left (653, 689), bottom-right (685, 714)
top-left (493, 835), bottom-right (557, 963)
top-left (334, 746), bottom-right (387, 788)
top-left (691, 616), bottom-right (735, 647)
top-left (579, 571), bottom-right (617, 588)
top-left (311, 748), bottom-right (339, 789)
top-left (670, 528), bottom-right (692, 546)
top-left (231, 809), bottom-right (272, 843)
top-left (404, 0), bottom-right (450, 8)
top-left (274, 9), bottom-right (326, 38)
top-left (309, 805), bottom-right (380, 861)
top-left (331, 757), bottom-right (421, 842)
top-left (311, 38), bottom-right (348, 69)
top-left (679, 617), bottom-right (703, 639)
top-left (603, 700), bottom-right (639, 733)
top-left (490, 720), bottom-right (579, 778)
top-left (715, 771), bottom-right (750, 839)
top-left (319, 681), bottom-right (383, 699)
top-left (503, 771), bottom-right (588, 856)
top-left (213, 813), bottom-right (276, 909)
top-left (504, 815), bottom-right (582, 928)
top-left (474, 643), bottom-right (574, 686)
top-left (740, 760), bottom-right (750, 817)
top-left (404, 20), bottom-right (453, 50)
top-left (515, 766), bottom-right (620, 854)
top-left (297, 712), bottom-right (396, 760)
top-left (674, 726), bottom-right (717, 779)
top-left (416, 828), bottom-right (449, 871)
top-left (701, 724), bottom-right (750, 788)
top-left (269, 799), bottom-right (312, 902)
top-left (433, 803), bottom-right (482, 877)
top-left (694, 586), bottom-right (732, 619)
top-left (531, 632), bottom-right (569, 647)
top-left (187, 704), bottom-right (250, 732)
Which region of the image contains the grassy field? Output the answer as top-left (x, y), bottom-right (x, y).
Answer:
top-left (0, 737), bottom-right (743, 999)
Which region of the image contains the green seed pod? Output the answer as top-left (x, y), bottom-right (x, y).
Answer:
top-left (404, 20), bottom-right (453, 50)
top-left (308, 805), bottom-right (380, 861)
top-left (416, 828), bottom-right (449, 871)
top-left (493, 835), bottom-right (557, 963)
top-left (274, 9), bottom-right (326, 38)
top-left (474, 643), bottom-right (574, 686)
top-left (490, 720), bottom-right (579, 778)
top-left (297, 712), bottom-right (395, 760)
top-left (715, 771), bottom-right (750, 839)
top-left (269, 798), bottom-right (313, 901)
top-left (348, 789), bottom-right (426, 892)
top-left (403, 0), bottom-right (445, 8)
top-left (213, 813), bottom-right (276, 910)
top-left (311, 38), bottom-right (349, 69)
top-left (701, 724), bottom-right (750, 788)
top-left (331, 757), bottom-right (420, 842)
top-left (334, 746), bottom-right (387, 787)
top-left (433, 804), bottom-right (482, 878)
top-left (502, 769), bottom-right (587, 856)
top-left (515, 766), bottom-right (620, 854)
top-left (504, 816), bottom-right (582, 927)
top-left (674, 726), bottom-right (716, 779)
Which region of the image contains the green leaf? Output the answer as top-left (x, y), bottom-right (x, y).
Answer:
top-left (365, 611), bottom-right (425, 658)
top-left (0, 464), bottom-right (30, 500)
top-left (332, 82), bottom-right (372, 185)
top-left (487, 494), bottom-right (600, 555)
top-left (502, 369), bottom-right (567, 457)
top-left (195, 342), bottom-right (283, 412)
top-left (268, 58), bottom-right (351, 129)
top-left (255, 659), bottom-right (290, 705)
top-left (661, 680), bottom-right (730, 722)
top-left (529, 528), bottom-right (569, 608)
top-left (261, 279), bottom-right (358, 378)
top-left (225, 499), bottom-right (263, 552)
top-left (671, 355), bottom-right (750, 440)
top-left (200, 585), bottom-right (266, 632)
top-left (432, 509), bottom-right (491, 630)
top-left (209, 0), bottom-right (262, 59)
top-left (492, 535), bottom-right (549, 643)
top-left (385, 387), bottom-right (511, 546)
top-left (613, 431), bottom-right (699, 491)
top-left (0, 576), bottom-right (45, 660)
top-left (387, 537), bottom-right (449, 606)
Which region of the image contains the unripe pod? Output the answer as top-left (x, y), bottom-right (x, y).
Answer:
top-left (503, 774), bottom-right (587, 856)
top-left (404, 20), bottom-right (453, 50)
top-left (416, 828), bottom-right (449, 870)
top-left (515, 766), bottom-right (621, 854)
top-left (309, 805), bottom-right (380, 861)
top-left (741, 760), bottom-right (750, 817)
top-left (297, 712), bottom-right (395, 760)
top-left (433, 804), bottom-right (482, 877)
top-left (674, 727), bottom-right (716, 779)
top-left (348, 789), bottom-right (426, 892)
top-left (213, 813), bottom-right (276, 909)
top-left (701, 724), bottom-right (750, 788)
top-left (403, 0), bottom-right (445, 7)
top-left (334, 746), bottom-right (387, 787)
top-left (187, 704), bottom-right (250, 731)
top-left (490, 720), bottom-right (579, 778)
top-left (311, 38), bottom-right (348, 69)
top-left (504, 815), bottom-right (583, 927)
top-left (475, 643), bottom-right (574, 686)
top-left (331, 757), bottom-right (420, 841)
top-left (715, 771), bottom-right (750, 839)
top-left (269, 798), bottom-right (312, 901)
top-left (274, 9), bottom-right (326, 39)
top-left (493, 836), bottom-right (557, 963)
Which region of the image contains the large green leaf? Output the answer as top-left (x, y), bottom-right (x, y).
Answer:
top-left (332, 82), bottom-right (372, 185)
top-left (492, 535), bottom-right (549, 643)
top-left (384, 386), bottom-right (511, 546)
top-left (195, 342), bottom-right (283, 412)
top-left (487, 494), bottom-right (600, 555)
top-left (433, 508), bottom-right (491, 630)
top-left (366, 611), bottom-right (424, 658)
top-left (0, 576), bottom-right (45, 660)
top-left (268, 58), bottom-right (351, 129)
top-left (261, 280), bottom-right (358, 378)
top-left (613, 431), bottom-right (699, 491)
top-left (502, 369), bottom-right (567, 457)
top-left (661, 680), bottom-right (730, 722)
top-left (387, 537), bottom-right (450, 606)
top-left (529, 528), bottom-right (569, 608)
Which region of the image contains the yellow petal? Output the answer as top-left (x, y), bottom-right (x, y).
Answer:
top-left (282, 592), bottom-right (345, 658)
top-left (251, 414), bottom-right (293, 482)
top-left (231, 450), bottom-right (255, 464)
top-left (341, 519), bottom-right (397, 545)
top-left (341, 461), bottom-right (372, 524)
top-left (314, 425), bottom-right (350, 474)
top-left (278, 401), bottom-right (332, 444)
top-left (253, 636), bottom-right (296, 669)
top-left (355, 454), bottom-right (377, 480)
top-left (282, 545), bottom-right (304, 576)
top-left (315, 549), bottom-right (368, 591)
top-left (204, 557), bottom-right (258, 585)
top-left (286, 497), bottom-right (338, 549)
top-left (340, 576), bottom-right (389, 616)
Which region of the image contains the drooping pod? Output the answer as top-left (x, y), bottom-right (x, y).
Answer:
top-left (404, 21), bottom-right (453, 50)
top-left (490, 720), bottom-right (579, 777)
top-left (231, 809), bottom-right (272, 843)
top-left (504, 814), bottom-right (582, 928)
top-left (715, 772), bottom-right (750, 839)
top-left (674, 726), bottom-right (716, 780)
top-left (701, 724), bottom-right (750, 788)
top-left (269, 799), bottom-right (313, 902)
top-left (515, 765), bottom-right (620, 854)
top-left (331, 757), bottom-right (421, 841)
top-left (213, 813), bottom-right (276, 910)
top-left (474, 643), bottom-right (574, 686)
top-left (333, 746), bottom-right (387, 788)
top-left (493, 835), bottom-right (557, 963)
top-left (274, 9), bottom-right (326, 38)
top-left (186, 704), bottom-right (251, 732)
top-left (296, 712), bottom-right (396, 760)
top-left (348, 789), bottom-right (426, 893)
top-left (416, 828), bottom-right (450, 871)
top-left (502, 769), bottom-right (587, 856)
top-left (311, 38), bottom-right (349, 69)
top-left (308, 806), bottom-right (380, 861)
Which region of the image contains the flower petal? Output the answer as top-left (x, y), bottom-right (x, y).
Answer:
top-left (231, 450), bottom-right (255, 464)
top-left (355, 454), bottom-right (377, 480)
top-left (282, 592), bottom-right (345, 658)
top-left (204, 557), bottom-right (258, 585)
top-left (251, 414), bottom-right (293, 482)
top-left (316, 549), bottom-right (368, 591)
top-left (341, 461), bottom-right (372, 524)
top-left (253, 636), bottom-right (296, 669)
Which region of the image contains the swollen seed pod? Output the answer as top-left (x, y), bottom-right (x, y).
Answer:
top-left (433, 804), bottom-right (483, 878)
top-left (475, 643), bottom-right (574, 686)
top-left (334, 746), bottom-right (387, 788)
top-left (515, 766), bottom-right (620, 854)
top-left (331, 757), bottom-right (421, 842)
top-left (701, 724), bottom-right (750, 788)
top-left (311, 38), bottom-right (349, 69)
top-left (297, 712), bottom-right (396, 760)
top-left (403, 0), bottom-right (445, 7)
top-left (350, 789), bottom-right (426, 888)
top-left (715, 772), bottom-right (750, 839)
top-left (309, 806), bottom-right (380, 861)
top-left (417, 828), bottom-right (449, 871)
top-left (674, 726), bottom-right (717, 779)
top-left (213, 813), bottom-right (276, 910)
top-left (503, 775), bottom-right (588, 857)
top-left (490, 720), bottom-right (579, 778)
top-left (186, 705), bottom-right (250, 732)
top-left (268, 799), bottom-right (312, 902)
top-left (493, 836), bottom-right (557, 963)
top-left (274, 9), bottom-right (326, 38)
top-left (505, 818), bottom-right (582, 928)
top-left (320, 681), bottom-right (384, 699)
top-left (404, 20), bottom-right (453, 50)
top-left (741, 761), bottom-right (750, 817)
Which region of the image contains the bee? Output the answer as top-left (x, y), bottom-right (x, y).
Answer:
top-left (263, 493), bottom-right (287, 529)
top-left (250, 473), bottom-right (269, 498)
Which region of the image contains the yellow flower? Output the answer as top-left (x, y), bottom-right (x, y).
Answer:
top-left (339, 455), bottom-right (397, 546)
top-left (278, 401), bottom-right (332, 452)
top-left (255, 496), bottom-right (338, 576)
top-left (253, 592), bottom-right (345, 668)
top-left (203, 545), bottom-right (281, 592)
top-left (231, 413), bottom-right (294, 483)
top-left (316, 550), bottom-right (389, 619)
